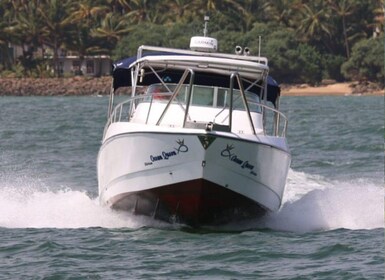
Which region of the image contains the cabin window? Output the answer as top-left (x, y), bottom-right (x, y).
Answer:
top-left (145, 83), bottom-right (261, 112)
top-left (217, 88), bottom-right (228, 107)
top-left (147, 84), bottom-right (174, 101)
top-left (232, 90), bottom-right (261, 112)
top-left (191, 86), bottom-right (213, 106)
top-left (217, 88), bottom-right (261, 112)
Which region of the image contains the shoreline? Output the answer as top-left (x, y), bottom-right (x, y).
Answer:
top-left (0, 77), bottom-right (383, 96)
top-left (0, 77), bottom-right (112, 96)
top-left (281, 82), bottom-right (384, 96)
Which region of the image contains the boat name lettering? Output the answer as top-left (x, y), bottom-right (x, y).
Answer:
top-left (221, 144), bottom-right (256, 176)
top-left (163, 151), bottom-right (177, 159)
top-left (230, 155), bottom-right (243, 165)
top-left (150, 155), bottom-right (163, 162)
top-left (149, 151), bottom-right (177, 162)
top-left (145, 139), bottom-right (188, 166)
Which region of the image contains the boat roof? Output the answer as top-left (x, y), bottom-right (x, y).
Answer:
top-left (112, 50), bottom-right (281, 106)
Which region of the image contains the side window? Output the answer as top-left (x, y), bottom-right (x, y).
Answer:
top-left (192, 86), bottom-right (213, 106)
top-left (217, 88), bottom-right (228, 107)
top-left (245, 92), bottom-right (261, 113)
top-left (217, 89), bottom-right (261, 112)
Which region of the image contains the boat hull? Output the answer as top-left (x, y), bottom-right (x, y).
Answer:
top-left (110, 179), bottom-right (267, 226)
top-left (98, 124), bottom-right (291, 226)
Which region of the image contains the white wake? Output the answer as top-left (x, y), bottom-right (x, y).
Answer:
top-left (260, 169), bottom-right (384, 232)
top-left (0, 169), bottom-right (383, 231)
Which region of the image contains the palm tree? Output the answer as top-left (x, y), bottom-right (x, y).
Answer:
top-left (38, 0), bottom-right (74, 77)
top-left (65, 1), bottom-right (109, 70)
top-left (296, 2), bottom-right (333, 42)
top-left (0, 3), bottom-right (13, 70)
top-left (262, 0), bottom-right (299, 27)
top-left (5, 0), bottom-right (47, 72)
top-left (221, 0), bottom-right (258, 32)
top-left (125, 0), bottom-right (150, 23)
top-left (372, 0), bottom-right (384, 37)
top-left (326, 0), bottom-right (354, 58)
top-left (91, 12), bottom-right (132, 54)
top-left (69, 1), bottom-right (108, 21)
top-left (167, 0), bottom-right (195, 20)
top-left (106, 0), bottom-right (131, 15)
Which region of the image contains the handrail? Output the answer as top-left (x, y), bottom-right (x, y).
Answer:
top-left (234, 73), bottom-right (256, 135)
top-left (228, 74), bottom-right (234, 132)
top-left (255, 102), bottom-right (288, 137)
top-left (156, 68), bottom-right (194, 126)
top-left (103, 87), bottom-right (288, 139)
top-left (182, 69), bottom-right (195, 127)
top-left (137, 45), bottom-right (269, 65)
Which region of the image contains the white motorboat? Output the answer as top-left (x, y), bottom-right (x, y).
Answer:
top-left (98, 20), bottom-right (291, 226)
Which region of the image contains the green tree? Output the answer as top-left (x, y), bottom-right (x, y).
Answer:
top-left (295, 2), bottom-right (332, 43)
top-left (38, 0), bottom-right (75, 77)
top-left (91, 12), bottom-right (132, 55)
top-left (341, 36), bottom-right (384, 84)
top-left (0, 1), bottom-right (14, 70)
top-left (5, 0), bottom-right (47, 73)
top-left (124, 0), bottom-right (157, 24)
top-left (264, 29), bottom-right (322, 84)
top-left (326, 0), bottom-right (354, 58)
top-left (112, 23), bottom-right (166, 58)
top-left (65, 0), bottom-right (109, 74)
top-left (261, 0), bottom-right (299, 27)
top-left (0, 0), bottom-right (383, 83)
top-left (167, 0), bottom-right (196, 21)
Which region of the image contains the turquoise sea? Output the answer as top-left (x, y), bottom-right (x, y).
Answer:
top-left (0, 96), bottom-right (383, 279)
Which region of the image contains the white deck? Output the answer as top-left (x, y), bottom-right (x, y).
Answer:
top-left (130, 102), bottom-right (264, 135)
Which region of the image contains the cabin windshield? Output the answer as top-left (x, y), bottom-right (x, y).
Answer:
top-left (145, 83), bottom-right (261, 113)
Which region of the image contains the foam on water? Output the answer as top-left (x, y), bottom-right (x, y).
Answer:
top-left (260, 170), bottom-right (384, 232)
top-left (0, 173), bottom-right (173, 229)
top-left (0, 169), bottom-right (383, 231)
top-left (0, 186), bottom-right (136, 229)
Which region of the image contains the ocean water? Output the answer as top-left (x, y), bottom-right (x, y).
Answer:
top-left (0, 96), bottom-right (383, 279)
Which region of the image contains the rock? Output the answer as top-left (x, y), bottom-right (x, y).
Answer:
top-left (0, 77), bottom-right (112, 96)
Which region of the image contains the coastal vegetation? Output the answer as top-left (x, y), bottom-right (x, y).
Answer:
top-left (0, 0), bottom-right (383, 86)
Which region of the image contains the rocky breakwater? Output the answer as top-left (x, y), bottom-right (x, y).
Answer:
top-left (0, 76), bottom-right (112, 96)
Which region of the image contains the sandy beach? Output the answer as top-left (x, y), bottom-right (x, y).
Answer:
top-left (281, 82), bottom-right (384, 96)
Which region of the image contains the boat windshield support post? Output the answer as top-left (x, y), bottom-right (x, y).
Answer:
top-left (182, 69), bottom-right (195, 127)
top-left (145, 63), bottom-right (175, 94)
top-left (127, 66), bottom-right (139, 119)
top-left (107, 84), bottom-right (114, 119)
top-left (274, 95), bottom-right (281, 136)
top-left (156, 68), bottom-right (195, 126)
top-left (261, 72), bottom-right (268, 135)
top-left (141, 62), bottom-right (185, 125)
top-left (229, 74), bottom-right (235, 132)
top-left (234, 73), bottom-right (257, 135)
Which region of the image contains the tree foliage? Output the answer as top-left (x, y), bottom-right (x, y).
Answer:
top-left (341, 35), bottom-right (384, 84)
top-left (0, 0), bottom-right (383, 83)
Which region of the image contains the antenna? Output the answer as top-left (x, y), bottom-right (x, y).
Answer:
top-left (203, 16), bottom-right (209, 37)
top-left (258, 36), bottom-right (261, 57)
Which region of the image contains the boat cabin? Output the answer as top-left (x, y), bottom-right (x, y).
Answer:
top-left (128, 83), bottom-right (264, 134)
top-left (106, 34), bottom-right (287, 138)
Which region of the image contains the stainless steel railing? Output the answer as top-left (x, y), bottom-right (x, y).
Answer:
top-left (103, 92), bottom-right (288, 139)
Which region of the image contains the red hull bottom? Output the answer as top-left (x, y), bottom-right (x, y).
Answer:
top-left (111, 179), bottom-right (267, 227)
